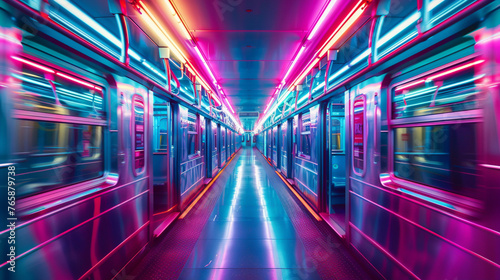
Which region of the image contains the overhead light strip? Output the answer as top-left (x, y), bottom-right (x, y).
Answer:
top-left (307, 0), bottom-right (338, 40)
top-left (256, 1), bottom-right (368, 132)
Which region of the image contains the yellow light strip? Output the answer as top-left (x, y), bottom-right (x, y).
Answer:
top-left (138, 1), bottom-right (187, 63)
top-left (293, 57), bottom-right (320, 87)
top-left (290, 0), bottom-right (367, 87)
top-left (179, 153), bottom-right (238, 219)
top-left (163, 0), bottom-right (191, 40)
top-left (318, 1), bottom-right (366, 58)
top-left (139, 0), bottom-right (241, 125)
top-left (139, 1), bottom-right (216, 97)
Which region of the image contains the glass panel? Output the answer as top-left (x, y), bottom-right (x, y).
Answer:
top-left (427, 0), bottom-right (476, 29)
top-left (353, 96), bottom-right (365, 173)
top-left (300, 113), bottom-right (311, 157)
top-left (188, 112), bottom-right (197, 133)
top-left (134, 95), bottom-right (145, 170)
top-left (48, 0), bottom-right (122, 59)
top-left (159, 118), bottom-right (169, 150)
top-left (394, 123), bottom-right (477, 193)
top-left (12, 58), bottom-right (105, 119)
top-left (393, 60), bottom-right (483, 119)
top-left (376, 0), bottom-right (419, 60)
top-left (214, 130), bottom-right (217, 149)
top-left (14, 120), bottom-right (104, 198)
top-left (187, 111), bottom-right (199, 156)
top-left (331, 119), bottom-right (343, 151)
top-left (126, 18), bottom-right (166, 84)
top-left (327, 22), bottom-right (371, 90)
top-left (330, 104), bottom-right (345, 153)
top-left (54, 74), bottom-right (104, 116)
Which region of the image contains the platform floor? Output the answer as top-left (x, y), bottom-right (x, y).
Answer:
top-left (132, 147), bottom-right (374, 279)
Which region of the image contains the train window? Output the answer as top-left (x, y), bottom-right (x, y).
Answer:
top-left (426, 0), bottom-right (476, 29)
top-left (376, 0), bottom-right (418, 60)
top-left (222, 128), bottom-right (225, 148)
top-left (394, 123), bottom-right (477, 193)
top-left (11, 57), bottom-right (105, 119)
top-left (14, 120), bottom-right (104, 198)
top-left (352, 95), bottom-right (365, 174)
top-left (393, 59), bottom-right (483, 119)
top-left (133, 95), bottom-right (145, 171)
top-left (391, 59), bottom-right (482, 195)
top-left (331, 119), bottom-right (343, 152)
top-left (158, 118), bottom-right (169, 150)
top-left (11, 57), bottom-right (106, 198)
top-left (293, 116), bottom-right (298, 155)
top-left (299, 112), bottom-right (311, 158)
top-left (200, 116), bottom-right (206, 151)
top-left (54, 74), bottom-right (104, 116)
top-left (331, 104), bottom-right (345, 153)
top-left (214, 128), bottom-right (218, 150)
top-left (187, 111), bottom-right (200, 156)
top-left (282, 122), bottom-right (287, 151)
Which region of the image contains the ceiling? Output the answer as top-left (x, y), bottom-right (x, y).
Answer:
top-left (168, 0), bottom-right (332, 130)
top-left (133, 0), bottom-right (364, 131)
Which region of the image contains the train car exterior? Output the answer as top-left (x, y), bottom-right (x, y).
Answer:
top-left (255, 0), bottom-right (500, 279)
top-left (0, 1), bottom-right (242, 279)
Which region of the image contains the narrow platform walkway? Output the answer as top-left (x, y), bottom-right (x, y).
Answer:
top-left (132, 147), bottom-right (374, 279)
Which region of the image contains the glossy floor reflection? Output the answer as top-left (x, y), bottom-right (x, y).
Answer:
top-left (179, 148), bottom-right (321, 279)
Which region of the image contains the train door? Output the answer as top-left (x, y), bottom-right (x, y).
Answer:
top-left (326, 95), bottom-right (347, 232)
top-left (263, 131), bottom-right (267, 157)
top-left (152, 95), bottom-right (175, 231)
top-left (273, 125), bottom-right (278, 167)
top-left (212, 121), bottom-right (219, 175)
top-left (291, 116), bottom-right (298, 179)
top-left (228, 129), bottom-right (232, 158)
top-left (222, 126), bottom-right (227, 165)
top-left (281, 121), bottom-right (288, 176)
top-left (218, 124), bottom-right (223, 167)
top-left (267, 129), bottom-right (272, 161)
top-left (200, 115), bottom-right (206, 177)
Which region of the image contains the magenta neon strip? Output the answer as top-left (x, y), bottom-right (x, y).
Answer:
top-left (0, 190), bottom-right (149, 267)
top-left (350, 190), bottom-right (500, 268)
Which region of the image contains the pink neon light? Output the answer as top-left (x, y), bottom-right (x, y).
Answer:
top-left (282, 46), bottom-right (306, 83)
top-left (11, 56), bottom-right (55, 73)
top-left (13, 56), bottom-right (103, 92)
top-left (194, 45), bottom-right (217, 84)
top-left (225, 99), bottom-right (235, 114)
top-left (308, 0), bottom-right (338, 40)
top-left (426, 60), bottom-right (484, 81)
top-left (264, 97), bottom-right (275, 113)
top-left (212, 95), bottom-right (221, 106)
top-left (272, 88), bottom-right (279, 97)
top-left (56, 72), bottom-right (102, 92)
top-left (395, 79), bottom-right (426, 91)
top-left (395, 60), bottom-right (484, 91)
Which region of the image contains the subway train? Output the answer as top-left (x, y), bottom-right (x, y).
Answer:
top-left (0, 0), bottom-right (243, 279)
top-left (255, 0), bottom-right (500, 279)
top-left (1, 0), bottom-right (500, 279)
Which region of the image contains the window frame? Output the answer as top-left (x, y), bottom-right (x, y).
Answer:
top-left (386, 57), bottom-right (484, 209)
top-left (187, 110), bottom-right (200, 158)
top-left (11, 55), bottom-right (108, 201)
top-left (298, 112), bottom-right (312, 160)
top-left (352, 94), bottom-right (366, 176)
top-left (132, 94), bottom-right (146, 175)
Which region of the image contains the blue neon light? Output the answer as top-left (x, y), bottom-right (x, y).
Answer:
top-left (398, 188), bottom-right (455, 210)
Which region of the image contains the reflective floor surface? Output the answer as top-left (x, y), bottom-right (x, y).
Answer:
top-left (132, 147), bottom-right (374, 280)
top-left (179, 148), bottom-right (321, 279)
